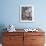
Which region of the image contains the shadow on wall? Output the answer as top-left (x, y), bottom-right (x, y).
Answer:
top-left (0, 24), bottom-right (7, 43)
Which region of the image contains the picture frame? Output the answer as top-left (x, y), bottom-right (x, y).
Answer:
top-left (20, 5), bottom-right (34, 22)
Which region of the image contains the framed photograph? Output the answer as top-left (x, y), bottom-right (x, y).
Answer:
top-left (20, 5), bottom-right (34, 22)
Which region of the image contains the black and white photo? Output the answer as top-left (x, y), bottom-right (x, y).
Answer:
top-left (20, 5), bottom-right (34, 22)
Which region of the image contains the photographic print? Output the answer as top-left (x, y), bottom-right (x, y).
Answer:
top-left (20, 5), bottom-right (34, 22)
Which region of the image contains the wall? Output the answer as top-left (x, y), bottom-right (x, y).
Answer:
top-left (0, 0), bottom-right (46, 43)
top-left (0, 0), bottom-right (46, 29)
